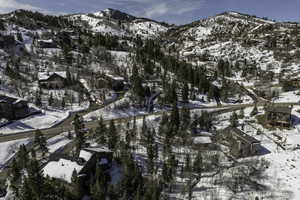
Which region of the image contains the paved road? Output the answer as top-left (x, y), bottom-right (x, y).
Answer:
top-left (0, 103), bottom-right (254, 143)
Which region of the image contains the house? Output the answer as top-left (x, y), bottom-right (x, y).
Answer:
top-left (265, 105), bottom-right (292, 127)
top-left (290, 78), bottom-right (300, 88)
top-left (38, 72), bottom-right (67, 89)
top-left (35, 39), bottom-right (57, 48)
top-left (0, 95), bottom-right (29, 120)
top-left (193, 136), bottom-right (217, 150)
top-left (43, 146), bottom-right (113, 184)
top-left (217, 127), bottom-right (261, 158)
top-left (104, 74), bottom-right (125, 91)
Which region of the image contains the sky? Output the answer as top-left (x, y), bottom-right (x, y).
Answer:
top-left (0, 0), bottom-right (299, 25)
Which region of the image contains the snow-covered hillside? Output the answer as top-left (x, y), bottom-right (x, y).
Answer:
top-left (69, 8), bottom-right (169, 38)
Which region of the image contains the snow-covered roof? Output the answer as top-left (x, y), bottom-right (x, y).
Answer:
top-left (105, 74), bottom-right (124, 81)
top-left (37, 39), bottom-right (53, 43)
top-left (0, 95), bottom-right (27, 104)
top-left (84, 146), bottom-right (112, 153)
top-left (43, 159), bottom-right (83, 183)
top-left (79, 150), bottom-right (93, 161)
top-left (193, 136), bottom-right (212, 144)
top-left (38, 71), bottom-right (67, 81)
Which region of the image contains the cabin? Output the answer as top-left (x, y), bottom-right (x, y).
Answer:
top-left (104, 74), bottom-right (125, 91)
top-left (38, 72), bottom-right (67, 89)
top-left (0, 95), bottom-right (29, 120)
top-left (217, 127), bottom-right (261, 158)
top-left (265, 105), bottom-right (292, 127)
top-left (43, 146), bottom-right (113, 185)
top-left (290, 78), bottom-right (300, 88)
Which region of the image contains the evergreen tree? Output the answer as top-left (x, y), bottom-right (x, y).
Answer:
top-left (107, 120), bottom-right (118, 150)
top-left (230, 112), bottom-right (239, 127)
top-left (91, 179), bottom-right (106, 200)
top-left (73, 114), bottom-right (86, 154)
top-left (66, 66), bottom-right (72, 85)
top-left (182, 82), bottom-right (189, 103)
top-left (34, 129), bottom-right (48, 156)
top-left (95, 116), bottom-right (107, 145)
top-left (71, 169), bottom-right (83, 199)
top-left (239, 108), bottom-right (245, 119)
top-left (61, 97), bottom-right (65, 109)
top-left (169, 101), bottom-right (180, 135)
top-left (19, 177), bottom-right (33, 200)
top-left (17, 144), bottom-right (29, 169)
top-left (35, 90), bottom-right (42, 107)
top-left (10, 158), bottom-right (21, 198)
top-left (48, 92), bottom-right (53, 106)
top-left (26, 158), bottom-right (45, 199)
top-left (251, 105), bottom-right (258, 116)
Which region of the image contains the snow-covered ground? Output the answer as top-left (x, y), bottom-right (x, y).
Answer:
top-left (0, 101), bottom-right (89, 135)
top-left (46, 132), bottom-right (72, 153)
top-left (273, 91), bottom-right (300, 103)
top-left (0, 138), bottom-right (30, 169)
top-left (0, 108), bottom-right (68, 134)
top-left (43, 158), bottom-right (83, 183)
top-left (213, 105), bottom-right (300, 199)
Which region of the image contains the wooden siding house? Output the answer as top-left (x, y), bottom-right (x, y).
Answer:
top-left (217, 127), bottom-right (261, 158)
top-left (290, 78), bottom-right (300, 87)
top-left (38, 72), bottom-right (67, 89)
top-left (43, 146), bottom-right (113, 197)
top-left (104, 74), bottom-right (125, 91)
top-left (265, 105), bottom-right (292, 127)
top-left (0, 95), bottom-right (29, 120)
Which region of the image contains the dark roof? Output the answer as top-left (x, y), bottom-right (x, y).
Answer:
top-left (0, 95), bottom-right (27, 104)
top-left (265, 106), bottom-right (292, 114)
top-left (0, 95), bottom-right (17, 104)
top-left (224, 127), bottom-right (260, 144)
top-left (84, 147), bottom-right (112, 153)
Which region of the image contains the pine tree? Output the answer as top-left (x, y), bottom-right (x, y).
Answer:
top-left (239, 108), bottom-right (245, 119)
top-left (48, 92), bottom-right (53, 106)
top-left (169, 101), bottom-right (180, 135)
top-left (66, 66), bottom-right (72, 85)
top-left (19, 177), bottom-right (33, 200)
top-left (61, 97), bottom-right (65, 109)
top-left (147, 142), bottom-right (155, 175)
top-left (26, 158), bottom-right (45, 199)
top-left (180, 106), bottom-right (191, 130)
top-left (230, 112), bottom-right (239, 127)
top-left (71, 169), bottom-right (83, 199)
top-left (193, 151), bottom-right (203, 174)
top-left (73, 114), bottom-right (86, 154)
top-left (95, 116), bottom-right (107, 145)
top-left (17, 144), bottom-right (29, 169)
top-left (250, 105), bottom-right (258, 116)
top-left (182, 82), bottom-right (189, 103)
top-left (35, 90), bottom-right (42, 107)
top-left (10, 158), bottom-right (21, 198)
top-left (34, 129), bottom-right (48, 156)
top-left (107, 120), bottom-right (118, 151)
top-left (91, 179), bottom-right (106, 200)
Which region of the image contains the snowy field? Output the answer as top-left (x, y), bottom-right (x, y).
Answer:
top-left (273, 91), bottom-right (300, 103)
top-left (213, 105), bottom-right (300, 199)
top-left (0, 138), bottom-right (30, 169)
top-left (46, 132), bottom-right (72, 153)
top-left (0, 101), bottom-right (89, 135)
